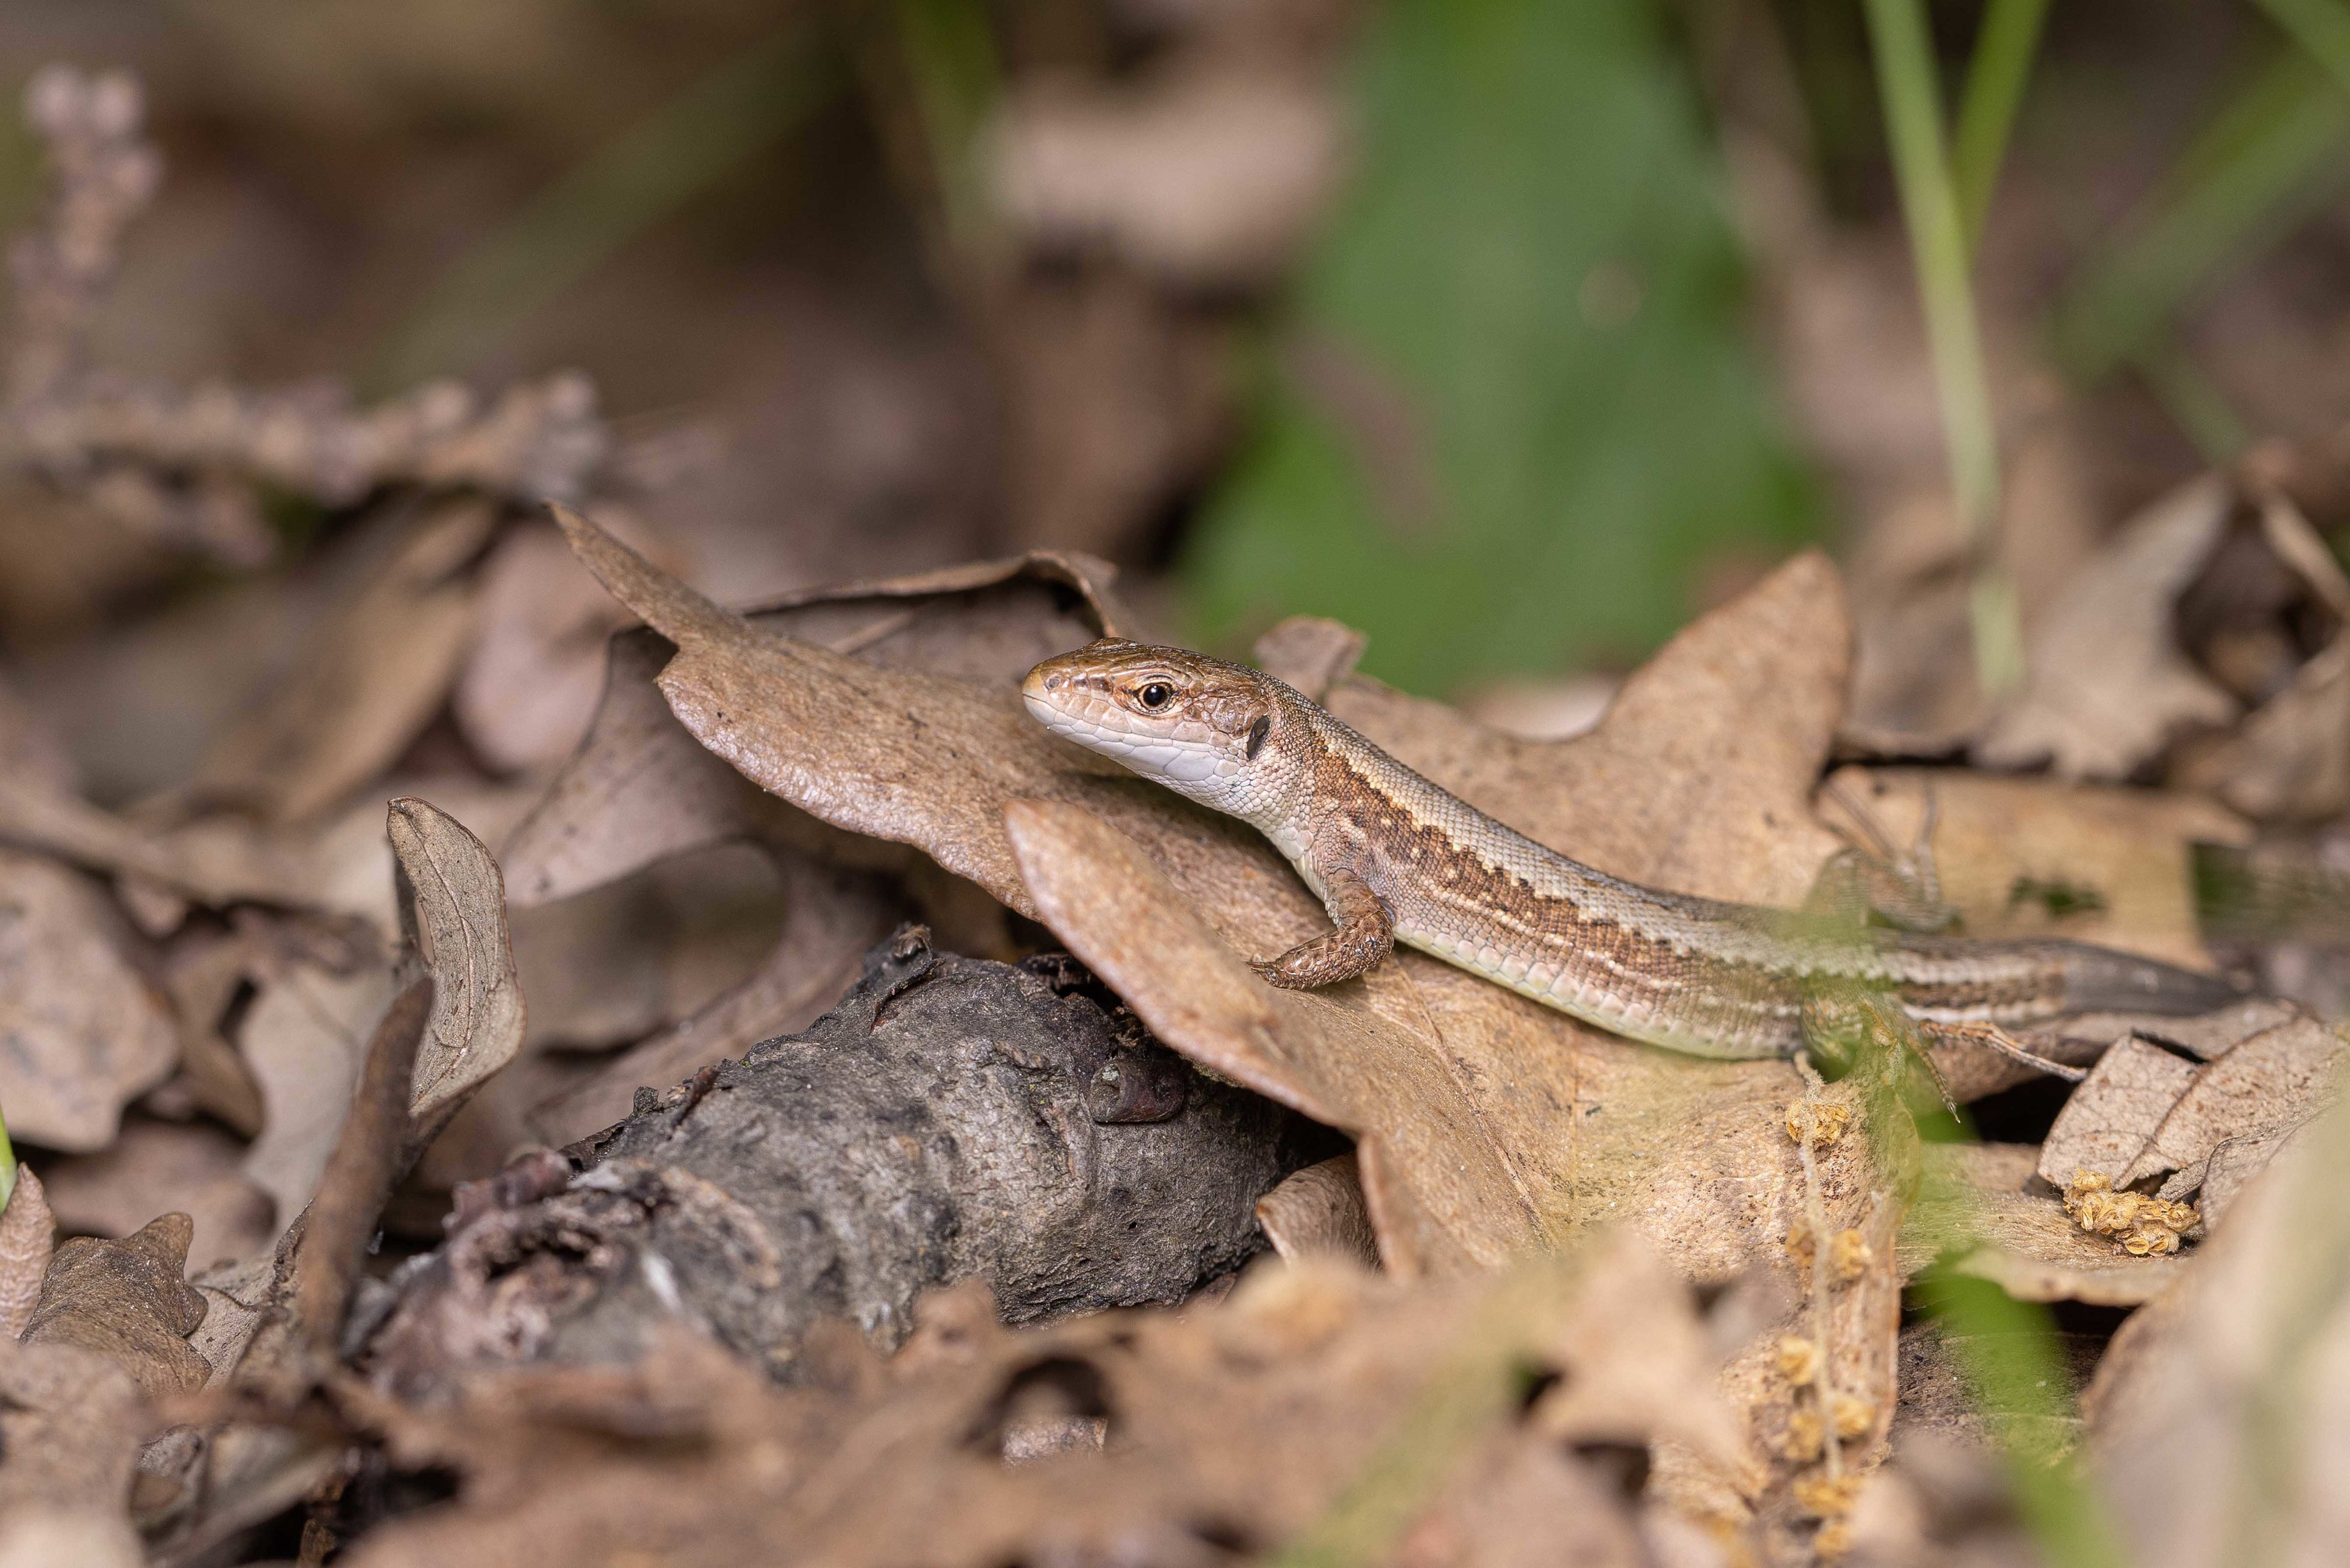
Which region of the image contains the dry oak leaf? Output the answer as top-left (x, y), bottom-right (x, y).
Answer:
top-left (23, 1212), bottom-right (209, 1400)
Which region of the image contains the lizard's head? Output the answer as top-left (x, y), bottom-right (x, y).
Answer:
top-left (1021, 639), bottom-right (1286, 811)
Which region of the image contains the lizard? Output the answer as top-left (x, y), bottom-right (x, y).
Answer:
top-left (1019, 639), bottom-right (2241, 1072)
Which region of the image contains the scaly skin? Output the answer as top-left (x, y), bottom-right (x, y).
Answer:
top-left (1021, 640), bottom-right (2238, 1062)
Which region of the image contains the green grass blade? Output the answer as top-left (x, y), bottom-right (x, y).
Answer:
top-left (1952, 0), bottom-right (2051, 255)
top-left (370, 25), bottom-right (833, 393)
top-left (1862, 0), bottom-right (2020, 695)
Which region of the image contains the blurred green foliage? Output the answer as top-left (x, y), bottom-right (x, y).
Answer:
top-left (1178, 0), bottom-right (1822, 696)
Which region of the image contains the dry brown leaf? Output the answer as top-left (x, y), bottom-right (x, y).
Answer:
top-left (501, 547), bottom-right (1130, 912)
top-left (342, 1248), bottom-right (1727, 1568)
top-left (1254, 1152), bottom-right (1378, 1268)
top-left (188, 500), bottom-right (493, 823)
top-left (389, 796), bottom-right (525, 1138)
top-left (2172, 494), bottom-right (2350, 820)
top-left (2037, 1038), bottom-right (2202, 1191)
top-left (2130, 1010), bottom-right (2343, 1201)
top-left (0, 846), bottom-right (176, 1151)
top-left (296, 979), bottom-right (433, 1348)
top-left (240, 956), bottom-right (396, 1234)
top-left (1979, 475), bottom-right (2237, 778)
top-left (24, 1213), bottom-right (209, 1399)
top-left (0, 1168), bottom-right (53, 1338)
top-left (38, 1117), bottom-right (273, 1275)
top-left (0, 1338), bottom-right (144, 1534)
top-left (453, 519), bottom-right (643, 773)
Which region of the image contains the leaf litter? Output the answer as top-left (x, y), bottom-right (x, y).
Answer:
top-left (4, 49), bottom-right (2350, 1568)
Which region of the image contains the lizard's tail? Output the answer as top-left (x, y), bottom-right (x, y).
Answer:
top-left (2054, 942), bottom-right (2243, 1016)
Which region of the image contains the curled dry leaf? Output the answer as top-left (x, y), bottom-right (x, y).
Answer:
top-left (24, 1212), bottom-right (209, 1399)
top-left (2037, 1006), bottom-right (2341, 1232)
top-left (0, 846), bottom-right (176, 1151)
top-left (500, 546), bottom-right (1129, 911)
top-left (388, 797), bottom-right (525, 1140)
top-left (2172, 493), bottom-right (2350, 821)
top-left (1978, 474), bottom-right (2237, 779)
top-left (0, 1167), bottom-right (53, 1338)
top-left (1254, 1152), bottom-right (1379, 1268)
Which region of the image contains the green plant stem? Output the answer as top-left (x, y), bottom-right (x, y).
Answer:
top-left (1862, 0), bottom-right (2022, 697)
top-left (369, 25), bottom-right (833, 393)
top-left (2134, 337), bottom-right (2251, 464)
top-left (1952, 0), bottom-right (2050, 254)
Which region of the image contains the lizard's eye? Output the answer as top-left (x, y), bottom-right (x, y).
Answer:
top-left (1137, 682), bottom-right (1174, 710)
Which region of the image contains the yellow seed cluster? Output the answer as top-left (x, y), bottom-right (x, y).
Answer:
top-left (2063, 1170), bottom-right (2196, 1257)
top-left (1814, 1517), bottom-right (1856, 1559)
top-left (1776, 1334), bottom-right (1820, 1384)
top-left (1830, 1392), bottom-right (1875, 1441)
top-left (1829, 1228), bottom-right (1872, 1282)
top-left (1785, 1100), bottom-right (1851, 1149)
top-left (1792, 1472), bottom-right (1863, 1519)
top-left (1784, 1221), bottom-right (1815, 1271)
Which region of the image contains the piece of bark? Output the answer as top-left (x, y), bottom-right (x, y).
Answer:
top-left (0, 1169), bottom-right (52, 1337)
top-left (2038, 1037), bottom-right (2202, 1191)
top-left (361, 928), bottom-right (1298, 1397)
top-left (1255, 1153), bottom-right (1377, 1268)
top-left (23, 1214), bottom-right (209, 1399)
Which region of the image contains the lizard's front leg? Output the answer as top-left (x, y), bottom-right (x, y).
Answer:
top-left (1255, 866), bottom-right (1394, 988)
